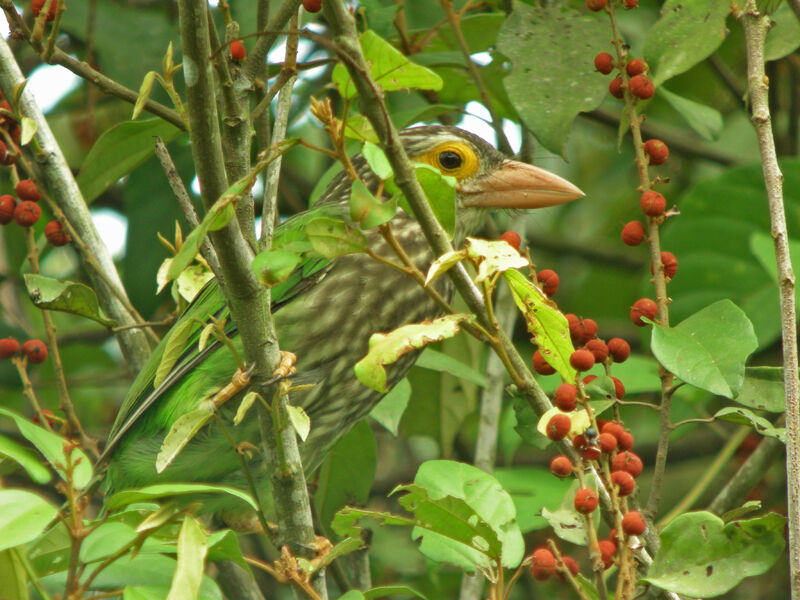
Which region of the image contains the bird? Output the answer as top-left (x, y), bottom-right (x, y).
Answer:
top-left (100, 125), bottom-right (583, 523)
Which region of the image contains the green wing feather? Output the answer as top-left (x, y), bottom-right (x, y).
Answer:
top-left (101, 204), bottom-right (347, 463)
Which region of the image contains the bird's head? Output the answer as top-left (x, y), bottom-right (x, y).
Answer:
top-left (321, 125), bottom-right (583, 238)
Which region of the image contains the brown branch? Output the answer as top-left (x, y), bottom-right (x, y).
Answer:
top-left (737, 3), bottom-right (800, 598)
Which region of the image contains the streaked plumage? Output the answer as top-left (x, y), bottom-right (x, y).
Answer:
top-left (102, 126), bottom-right (582, 516)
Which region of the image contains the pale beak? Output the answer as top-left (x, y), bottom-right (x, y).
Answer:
top-left (458, 159), bottom-right (584, 209)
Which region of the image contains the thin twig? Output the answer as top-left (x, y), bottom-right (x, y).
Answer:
top-left (737, 5), bottom-right (800, 598)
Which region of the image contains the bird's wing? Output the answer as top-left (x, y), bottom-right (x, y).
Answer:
top-left (100, 207), bottom-right (344, 464)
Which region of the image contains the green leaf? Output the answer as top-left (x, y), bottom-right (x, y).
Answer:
top-left (650, 299), bottom-right (757, 398)
top-left (0, 549), bottom-right (28, 600)
top-left (350, 179), bottom-right (397, 229)
top-left (252, 249), bottom-right (303, 286)
top-left (233, 391), bottom-right (259, 426)
top-left (332, 30), bottom-right (443, 99)
top-left (365, 586), bottom-right (428, 599)
top-left (0, 407), bottom-right (92, 489)
top-left (166, 516), bottom-right (207, 600)
top-left (497, 4), bottom-right (608, 157)
top-left (541, 479), bottom-right (597, 546)
top-left (512, 394), bottom-right (550, 449)
top-left (401, 460), bottom-right (524, 571)
top-left (338, 592), bottom-right (366, 600)
top-left (720, 500), bottom-right (762, 523)
top-left (167, 194), bottom-right (237, 282)
top-left (80, 522), bottom-right (138, 563)
top-left (354, 314), bottom-right (475, 392)
top-left (370, 378), bottom-right (411, 435)
top-left (77, 118), bottom-right (182, 203)
top-left (659, 87), bottom-right (723, 141)
top-left (416, 348), bottom-right (487, 387)
top-left (0, 433), bottom-right (52, 484)
top-left (0, 490), bottom-right (57, 552)
top-left (713, 407), bottom-right (785, 442)
top-left (642, 512), bottom-right (786, 597)
top-left (314, 421), bottom-right (377, 531)
top-left (735, 367), bottom-right (785, 412)
top-left (24, 274), bottom-right (115, 327)
top-left (305, 217), bottom-right (368, 258)
top-left (156, 404), bottom-right (215, 473)
top-left (504, 269), bottom-right (577, 381)
top-left (362, 142), bottom-right (393, 180)
top-left (416, 165), bottom-right (456, 237)
top-left (644, 0), bottom-right (732, 87)
top-left (493, 467), bottom-right (573, 533)
top-left (206, 530), bottom-right (251, 575)
top-left (154, 318), bottom-right (195, 388)
top-left (765, 3), bottom-right (800, 60)
top-left (332, 506), bottom-right (415, 538)
top-left (133, 71), bottom-right (158, 120)
top-left (107, 483), bottom-right (257, 511)
top-left (750, 231), bottom-right (800, 308)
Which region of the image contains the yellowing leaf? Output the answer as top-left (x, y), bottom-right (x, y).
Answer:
top-left (425, 249), bottom-right (467, 286)
top-left (354, 314), bottom-right (474, 392)
top-left (287, 405), bottom-right (311, 441)
top-left (536, 407), bottom-right (591, 439)
top-left (503, 269), bottom-right (576, 381)
top-left (156, 403), bottom-right (215, 473)
top-left (465, 238), bottom-right (528, 283)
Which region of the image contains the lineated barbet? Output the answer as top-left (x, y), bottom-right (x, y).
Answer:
top-left (101, 126), bottom-right (583, 517)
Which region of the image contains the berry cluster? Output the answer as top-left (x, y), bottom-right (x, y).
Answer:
top-left (0, 179), bottom-right (70, 245)
top-left (0, 337), bottom-right (48, 364)
top-left (499, 231), bottom-right (559, 297)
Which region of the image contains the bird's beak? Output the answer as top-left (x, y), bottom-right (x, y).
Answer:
top-left (458, 160), bottom-right (584, 209)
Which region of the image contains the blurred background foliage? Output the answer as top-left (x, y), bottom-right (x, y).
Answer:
top-left (0, 0), bottom-right (797, 597)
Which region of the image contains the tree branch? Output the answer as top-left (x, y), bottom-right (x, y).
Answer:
top-left (0, 36), bottom-right (152, 371)
top-left (737, 4), bottom-right (800, 598)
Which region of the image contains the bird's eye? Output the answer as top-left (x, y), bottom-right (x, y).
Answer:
top-left (438, 150), bottom-right (463, 170)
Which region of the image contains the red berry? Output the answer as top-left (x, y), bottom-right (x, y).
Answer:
top-left (0, 337), bottom-right (20, 358)
top-left (32, 408), bottom-right (56, 427)
top-left (610, 376), bottom-right (625, 399)
top-left (500, 230), bottom-right (521, 250)
top-left (561, 555), bottom-right (580, 577)
top-left (582, 318), bottom-right (598, 340)
top-left (583, 374), bottom-right (597, 384)
top-left (586, 339), bottom-right (608, 363)
top-left (570, 349), bottom-right (595, 372)
top-left (617, 429), bottom-right (635, 451)
top-left (582, 445), bottom-right (602, 461)
top-left (628, 75), bottom-right (654, 100)
top-left (626, 58), bottom-right (649, 76)
top-left (537, 269), bottom-right (559, 297)
top-left (607, 338), bottom-right (630, 363)
top-left (550, 454), bottom-right (573, 478)
top-left (15, 179), bottom-right (42, 202)
top-left (621, 510), bottom-right (647, 536)
top-left (554, 383), bottom-right (578, 411)
top-left (609, 76), bottom-right (624, 99)
top-left (610, 470), bottom-right (636, 496)
top-left (640, 190), bottom-right (666, 216)
top-left (574, 488), bottom-right (598, 513)
top-left (601, 421), bottom-right (624, 440)
top-left (302, 0), bottom-right (323, 12)
top-left (597, 432), bottom-right (618, 454)
top-left (624, 0), bottom-right (639, 7)
top-left (567, 316), bottom-right (597, 345)
top-left (612, 451), bottom-right (643, 478)
top-left (532, 349), bottom-right (556, 375)
top-left (572, 434), bottom-right (589, 452)
top-left (14, 201), bottom-right (41, 227)
top-left (31, 0), bottom-right (58, 21)
top-left (44, 220), bottom-right (71, 246)
top-left (0, 194), bottom-right (16, 224)
top-left (643, 139), bottom-right (669, 165)
top-left (650, 251), bottom-right (678, 279)
top-left (530, 547), bottom-right (556, 581)
top-left (594, 52), bottom-right (614, 75)
top-left (230, 40), bottom-right (246, 61)
top-left (598, 539), bottom-right (616, 568)
top-left (586, 0), bottom-right (607, 10)
top-left (547, 413), bottom-right (572, 441)
top-left (22, 339), bottom-right (48, 364)
top-left (630, 298), bottom-right (657, 327)
top-left (621, 220), bottom-right (645, 246)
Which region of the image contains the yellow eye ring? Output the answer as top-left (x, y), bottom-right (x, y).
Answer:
top-left (414, 141), bottom-right (479, 180)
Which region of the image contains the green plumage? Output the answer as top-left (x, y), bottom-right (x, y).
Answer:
top-left (103, 126), bottom-right (509, 517)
